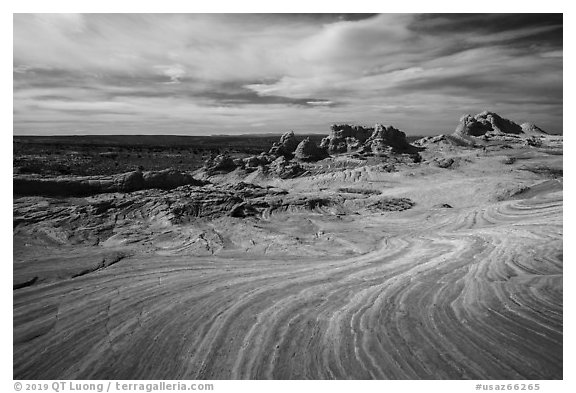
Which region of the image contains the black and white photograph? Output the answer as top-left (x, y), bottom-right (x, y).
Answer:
top-left (10, 6), bottom-right (567, 387)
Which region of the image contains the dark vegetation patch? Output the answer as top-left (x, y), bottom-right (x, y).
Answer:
top-left (14, 134), bottom-right (424, 177)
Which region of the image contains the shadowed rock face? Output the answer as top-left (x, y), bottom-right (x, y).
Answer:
top-left (269, 131), bottom-right (299, 157)
top-left (13, 169), bottom-right (205, 197)
top-left (294, 137), bottom-right (328, 162)
top-left (455, 115), bottom-right (488, 137)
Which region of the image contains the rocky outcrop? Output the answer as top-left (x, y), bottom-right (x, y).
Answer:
top-left (294, 137), bottom-right (328, 161)
top-left (455, 114), bottom-right (485, 137)
top-left (455, 111), bottom-right (524, 137)
top-left (319, 123), bottom-right (417, 155)
top-left (204, 154), bottom-right (237, 174)
top-left (142, 169), bottom-right (204, 190)
top-left (200, 123), bottom-right (418, 180)
top-left (241, 153), bottom-right (274, 171)
top-left (433, 157), bottom-right (455, 169)
top-left (366, 124), bottom-right (414, 154)
top-left (525, 136), bottom-right (543, 147)
top-left (268, 131), bottom-right (299, 157)
top-left (269, 156), bottom-right (306, 179)
top-left (521, 123), bottom-right (548, 136)
top-left (320, 124), bottom-right (373, 154)
top-left (14, 169), bottom-right (205, 197)
top-left (413, 134), bottom-right (447, 147)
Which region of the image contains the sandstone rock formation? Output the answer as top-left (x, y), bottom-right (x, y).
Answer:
top-left (433, 157), bottom-right (455, 169)
top-left (521, 122), bottom-right (548, 136)
top-left (413, 134), bottom-right (447, 147)
top-left (268, 131), bottom-right (299, 157)
top-left (294, 137), bottom-right (328, 161)
top-left (319, 124), bottom-right (373, 154)
top-left (319, 123), bottom-right (417, 156)
top-left (204, 154), bottom-right (237, 174)
top-left (366, 124), bottom-right (414, 154)
top-left (455, 111), bottom-right (525, 137)
top-left (269, 156), bottom-right (306, 179)
top-left (142, 169), bottom-right (205, 190)
top-left (241, 153), bottom-right (274, 171)
top-left (13, 169), bottom-right (205, 197)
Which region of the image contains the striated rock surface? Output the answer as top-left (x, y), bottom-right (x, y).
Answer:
top-left (13, 175), bottom-right (562, 379)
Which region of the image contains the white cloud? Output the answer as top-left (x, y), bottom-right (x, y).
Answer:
top-left (13, 14), bottom-right (563, 135)
top-left (154, 64), bottom-right (187, 84)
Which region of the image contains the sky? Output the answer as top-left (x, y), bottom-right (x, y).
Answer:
top-left (13, 13), bottom-right (563, 136)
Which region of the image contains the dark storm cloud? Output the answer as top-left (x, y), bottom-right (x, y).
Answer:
top-left (410, 14), bottom-right (562, 49)
top-left (411, 14), bottom-right (562, 36)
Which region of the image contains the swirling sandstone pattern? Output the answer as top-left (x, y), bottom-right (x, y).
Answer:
top-left (13, 181), bottom-right (562, 379)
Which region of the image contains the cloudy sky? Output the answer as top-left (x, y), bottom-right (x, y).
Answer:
top-left (13, 13), bottom-right (562, 136)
